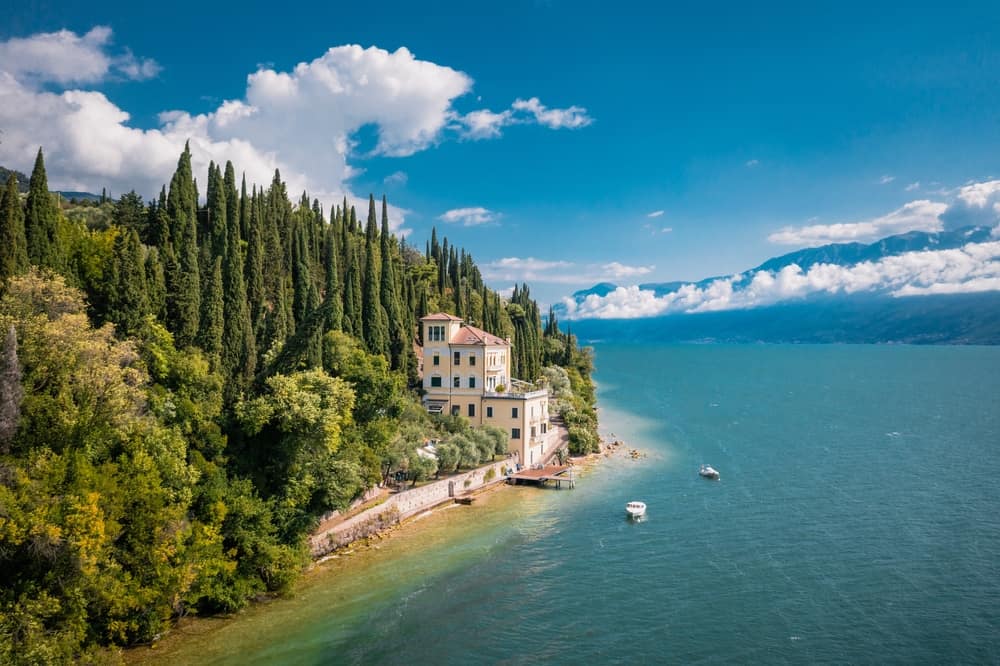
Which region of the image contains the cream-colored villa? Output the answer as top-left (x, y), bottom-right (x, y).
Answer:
top-left (420, 313), bottom-right (552, 467)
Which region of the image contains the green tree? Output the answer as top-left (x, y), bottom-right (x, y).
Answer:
top-left (198, 256), bottom-right (224, 366)
top-left (166, 144), bottom-right (201, 347)
top-left (221, 191), bottom-right (256, 400)
top-left (106, 228), bottom-right (149, 336)
top-left (0, 174), bottom-right (28, 283)
top-left (24, 148), bottom-right (62, 270)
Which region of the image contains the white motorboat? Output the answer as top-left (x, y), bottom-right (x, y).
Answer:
top-left (699, 464), bottom-right (720, 480)
top-left (625, 501), bottom-right (646, 519)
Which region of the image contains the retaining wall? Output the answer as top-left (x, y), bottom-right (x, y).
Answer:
top-left (309, 458), bottom-right (512, 557)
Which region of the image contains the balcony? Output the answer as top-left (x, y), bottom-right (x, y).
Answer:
top-left (484, 378), bottom-right (548, 400)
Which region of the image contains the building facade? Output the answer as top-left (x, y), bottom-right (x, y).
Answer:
top-left (420, 313), bottom-right (552, 467)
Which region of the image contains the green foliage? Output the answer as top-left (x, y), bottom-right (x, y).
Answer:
top-left (0, 174), bottom-right (28, 283)
top-left (0, 144), bottom-right (598, 656)
top-left (24, 148), bottom-right (63, 270)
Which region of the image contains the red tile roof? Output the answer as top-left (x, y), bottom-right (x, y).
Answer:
top-left (451, 324), bottom-right (509, 346)
top-left (421, 312), bottom-right (463, 321)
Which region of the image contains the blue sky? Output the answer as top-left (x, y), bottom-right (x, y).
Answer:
top-left (2, 1), bottom-right (999, 308)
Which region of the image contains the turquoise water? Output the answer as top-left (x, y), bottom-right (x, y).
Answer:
top-left (144, 344), bottom-right (1000, 664)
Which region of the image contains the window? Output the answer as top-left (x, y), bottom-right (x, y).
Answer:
top-left (451, 405), bottom-right (460, 416)
top-left (430, 376), bottom-right (442, 388)
top-left (470, 355), bottom-right (476, 366)
top-left (433, 354), bottom-right (440, 366)
top-left (541, 423), bottom-right (547, 434)
top-left (428, 325), bottom-right (445, 342)
top-left (469, 377), bottom-right (476, 389)
top-left (453, 376), bottom-right (461, 388)
top-left (512, 428), bottom-right (521, 440)
top-left (486, 406), bottom-right (493, 418)
top-left (512, 407), bottom-right (519, 418)
top-left (453, 351), bottom-right (461, 366)
top-left (468, 404), bottom-right (475, 417)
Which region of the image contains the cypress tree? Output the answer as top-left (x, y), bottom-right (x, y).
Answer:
top-left (362, 218), bottom-right (388, 356)
top-left (166, 143), bottom-right (201, 347)
top-left (224, 162), bottom-right (239, 251)
top-left (221, 188), bottom-right (255, 399)
top-left (199, 256), bottom-right (224, 366)
top-left (145, 246), bottom-right (167, 320)
top-left (24, 148), bottom-right (61, 270)
top-left (149, 186), bottom-right (171, 249)
top-left (208, 163), bottom-right (228, 261)
top-left (245, 187), bottom-right (265, 341)
top-left (107, 229), bottom-right (149, 336)
top-left (379, 196), bottom-right (406, 370)
top-left (343, 242), bottom-right (363, 338)
top-left (0, 174), bottom-right (28, 283)
top-left (239, 174), bottom-right (250, 247)
top-left (323, 224), bottom-right (343, 331)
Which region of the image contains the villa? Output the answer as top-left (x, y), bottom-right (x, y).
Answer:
top-left (419, 313), bottom-right (552, 467)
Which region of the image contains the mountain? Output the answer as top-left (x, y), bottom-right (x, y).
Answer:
top-left (0, 165), bottom-right (30, 192)
top-left (569, 292), bottom-right (1000, 345)
top-left (557, 226), bottom-right (1000, 345)
top-left (56, 190), bottom-right (103, 202)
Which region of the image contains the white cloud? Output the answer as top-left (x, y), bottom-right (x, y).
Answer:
top-left (483, 256), bottom-right (653, 285)
top-left (384, 170), bottom-right (408, 186)
top-left (745, 159), bottom-right (759, 167)
top-left (0, 27), bottom-right (159, 85)
top-left (457, 108), bottom-right (513, 139)
top-left (561, 241), bottom-right (1000, 319)
top-left (646, 210), bottom-right (665, 218)
top-left (905, 181), bottom-right (920, 191)
top-left (510, 97), bottom-right (592, 129)
top-left (768, 200), bottom-right (948, 246)
top-left (454, 97), bottom-right (593, 140)
top-left (601, 262), bottom-right (654, 279)
top-left (438, 207), bottom-right (499, 226)
top-left (0, 28), bottom-right (590, 230)
top-left (879, 174), bottom-right (895, 185)
top-left (955, 179), bottom-right (1000, 207)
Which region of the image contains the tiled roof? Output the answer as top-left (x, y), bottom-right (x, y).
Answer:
top-left (420, 312), bottom-right (463, 321)
top-left (450, 324), bottom-right (509, 346)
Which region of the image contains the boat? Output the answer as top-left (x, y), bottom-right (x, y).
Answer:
top-left (625, 501), bottom-right (646, 519)
top-left (699, 464), bottom-right (720, 480)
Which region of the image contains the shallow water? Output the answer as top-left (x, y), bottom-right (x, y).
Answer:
top-left (136, 344), bottom-right (1000, 665)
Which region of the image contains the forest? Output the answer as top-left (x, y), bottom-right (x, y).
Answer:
top-left (0, 145), bottom-right (598, 661)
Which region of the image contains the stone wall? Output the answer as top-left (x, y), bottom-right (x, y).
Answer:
top-left (309, 458), bottom-right (513, 557)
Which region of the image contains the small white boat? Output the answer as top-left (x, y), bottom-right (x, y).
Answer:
top-left (699, 464), bottom-right (720, 480)
top-left (625, 501), bottom-right (646, 519)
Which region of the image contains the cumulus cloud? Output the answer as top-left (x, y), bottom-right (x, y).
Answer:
top-left (646, 210), bottom-right (665, 218)
top-left (745, 159), bottom-right (759, 167)
top-left (0, 28), bottom-right (591, 229)
top-left (0, 26), bottom-right (160, 85)
top-left (878, 174), bottom-right (895, 184)
top-left (561, 241), bottom-right (1000, 319)
top-left (438, 207), bottom-right (499, 226)
top-left (453, 97), bottom-right (593, 139)
top-left (768, 200), bottom-right (948, 246)
top-left (483, 256), bottom-right (653, 285)
top-left (769, 179), bottom-right (1000, 248)
top-left (510, 97), bottom-right (592, 129)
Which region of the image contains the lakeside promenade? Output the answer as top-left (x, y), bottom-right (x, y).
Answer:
top-left (310, 422), bottom-right (569, 557)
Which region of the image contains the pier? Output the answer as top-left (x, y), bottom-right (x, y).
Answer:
top-left (507, 464), bottom-right (576, 489)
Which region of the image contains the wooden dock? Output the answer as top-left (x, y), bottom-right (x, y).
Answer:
top-left (507, 465), bottom-right (576, 489)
